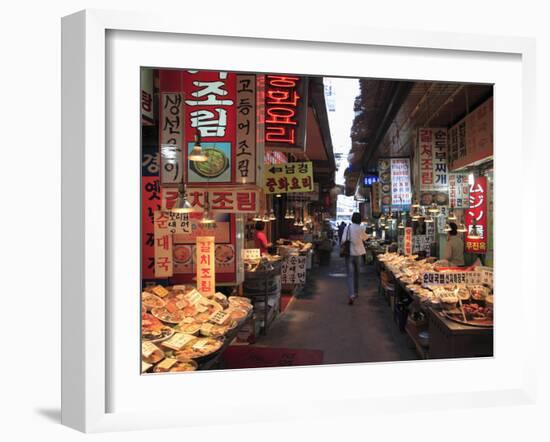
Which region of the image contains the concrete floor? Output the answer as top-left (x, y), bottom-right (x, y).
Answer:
top-left (256, 249), bottom-right (419, 365)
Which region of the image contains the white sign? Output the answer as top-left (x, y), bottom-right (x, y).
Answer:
top-left (390, 158), bottom-right (411, 206)
top-left (242, 248), bottom-right (261, 260)
top-left (281, 255), bottom-right (306, 284)
top-left (422, 271), bottom-right (482, 287)
top-left (159, 92), bottom-right (184, 186)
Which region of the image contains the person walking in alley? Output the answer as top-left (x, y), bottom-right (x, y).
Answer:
top-left (342, 212), bottom-right (369, 305)
top-left (338, 221), bottom-right (347, 244)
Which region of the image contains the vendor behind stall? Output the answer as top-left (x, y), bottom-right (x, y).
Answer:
top-left (444, 222), bottom-right (465, 266)
top-left (254, 221), bottom-right (272, 255)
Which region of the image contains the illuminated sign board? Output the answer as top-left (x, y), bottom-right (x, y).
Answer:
top-left (264, 75), bottom-right (308, 150)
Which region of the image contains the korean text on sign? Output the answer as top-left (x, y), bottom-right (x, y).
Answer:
top-left (265, 75), bottom-right (305, 148)
top-left (196, 236), bottom-right (215, 297)
top-left (264, 161), bottom-right (313, 195)
top-left (465, 176), bottom-right (488, 254)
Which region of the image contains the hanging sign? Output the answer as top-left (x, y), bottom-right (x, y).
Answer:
top-left (159, 91), bottom-right (185, 186)
top-left (142, 149), bottom-right (161, 279)
top-left (378, 158), bottom-right (391, 209)
top-left (183, 71), bottom-right (236, 184)
top-left (449, 97), bottom-right (493, 171)
top-left (418, 128), bottom-right (448, 191)
top-left (412, 235), bottom-right (431, 256)
top-left (236, 75), bottom-right (257, 183)
top-left (448, 173), bottom-right (470, 209)
top-left (371, 182), bottom-right (381, 216)
top-left (465, 176), bottom-right (488, 254)
top-left (281, 255), bottom-right (306, 284)
top-left (140, 69), bottom-right (154, 126)
top-left (196, 236), bottom-right (215, 297)
top-left (264, 75), bottom-right (308, 150)
top-left (154, 210), bottom-right (174, 278)
top-left (263, 161), bottom-right (313, 194)
top-left (163, 186), bottom-right (259, 214)
top-left (390, 158), bottom-right (412, 207)
top-left (404, 227), bottom-right (413, 255)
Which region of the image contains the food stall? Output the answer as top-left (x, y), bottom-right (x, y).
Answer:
top-left (141, 284), bottom-right (254, 373)
top-left (375, 252), bottom-right (493, 359)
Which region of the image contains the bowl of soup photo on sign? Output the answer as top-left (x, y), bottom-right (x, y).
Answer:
top-left (190, 147), bottom-right (229, 179)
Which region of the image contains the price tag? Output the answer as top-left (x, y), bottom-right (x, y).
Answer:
top-left (242, 249), bottom-right (261, 260)
top-left (192, 339), bottom-right (208, 350)
top-left (172, 285), bottom-right (188, 291)
top-left (152, 285), bottom-right (169, 298)
top-left (209, 310), bottom-right (230, 325)
top-left (161, 333), bottom-right (196, 350)
top-left (201, 323), bottom-right (215, 334)
top-left (176, 300), bottom-right (187, 310)
top-left (156, 358), bottom-right (177, 371)
top-left (141, 361), bottom-right (152, 373)
top-left (142, 341), bottom-right (160, 358)
top-left (185, 289), bottom-right (202, 306)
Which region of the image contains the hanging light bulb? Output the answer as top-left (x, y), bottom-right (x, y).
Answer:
top-left (428, 202), bottom-right (440, 214)
top-left (262, 212), bottom-right (270, 223)
top-left (424, 212), bottom-right (434, 223)
top-left (398, 221), bottom-right (405, 229)
top-left (275, 193), bottom-right (282, 198)
top-left (411, 193), bottom-right (420, 208)
top-left (444, 222), bottom-right (451, 232)
top-left (171, 184), bottom-right (198, 213)
top-left (457, 217), bottom-right (467, 233)
top-left (269, 208), bottom-right (276, 221)
top-left (447, 207), bottom-right (457, 221)
top-left (199, 202), bottom-right (216, 227)
top-left (188, 130), bottom-right (208, 162)
top-left (252, 213), bottom-right (262, 222)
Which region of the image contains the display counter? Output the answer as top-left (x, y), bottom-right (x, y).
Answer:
top-left (374, 252), bottom-right (494, 359)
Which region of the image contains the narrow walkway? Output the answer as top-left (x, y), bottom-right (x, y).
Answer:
top-left (256, 248), bottom-right (419, 365)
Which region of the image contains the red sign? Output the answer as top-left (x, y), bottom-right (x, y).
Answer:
top-left (465, 176), bottom-right (487, 254)
top-left (182, 71), bottom-right (236, 184)
top-left (264, 75), bottom-right (307, 150)
top-left (142, 176), bottom-right (162, 279)
top-left (404, 227), bottom-right (413, 255)
top-left (162, 186), bottom-right (259, 214)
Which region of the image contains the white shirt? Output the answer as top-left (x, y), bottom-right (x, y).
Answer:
top-left (342, 223), bottom-right (368, 256)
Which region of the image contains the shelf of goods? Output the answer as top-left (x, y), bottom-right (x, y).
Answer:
top-left (375, 252), bottom-right (494, 359)
top-left (141, 284), bottom-right (254, 374)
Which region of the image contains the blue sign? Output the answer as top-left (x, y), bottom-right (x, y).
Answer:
top-left (364, 175), bottom-right (379, 186)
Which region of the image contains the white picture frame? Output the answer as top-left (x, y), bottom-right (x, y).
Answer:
top-left (61, 9), bottom-right (537, 433)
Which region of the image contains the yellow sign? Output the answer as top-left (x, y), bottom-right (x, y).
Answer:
top-left (263, 161), bottom-right (314, 194)
top-left (196, 236), bottom-right (215, 297)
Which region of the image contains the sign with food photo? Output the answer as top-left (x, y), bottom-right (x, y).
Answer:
top-left (187, 142), bottom-right (232, 183)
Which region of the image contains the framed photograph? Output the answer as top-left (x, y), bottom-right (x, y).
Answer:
top-left (61, 9), bottom-right (537, 433)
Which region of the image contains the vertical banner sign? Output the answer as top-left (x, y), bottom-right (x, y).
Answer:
top-left (465, 176), bottom-right (488, 254)
top-left (154, 211), bottom-right (174, 278)
top-left (371, 181), bottom-right (381, 216)
top-left (377, 158), bottom-right (391, 210)
top-left (159, 92), bottom-right (185, 186)
top-left (236, 75), bottom-right (256, 183)
top-left (183, 71), bottom-right (236, 184)
top-left (196, 236), bottom-right (215, 297)
top-left (448, 173), bottom-right (470, 208)
top-left (142, 150), bottom-right (161, 279)
top-left (418, 128), bottom-right (448, 191)
top-left (140, 69), bottom-right (154, 126)
top-left (390, 158), bottom-right (412, 207)
top-left (281, 256), bottom-right (307, 284)
top-left (404, 227), bottom-right (413, 255)
top-left (264, 75), bottom-right (308, 150)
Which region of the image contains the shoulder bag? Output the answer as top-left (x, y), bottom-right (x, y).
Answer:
top-left (339, 225), bottom-right (351, 257)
